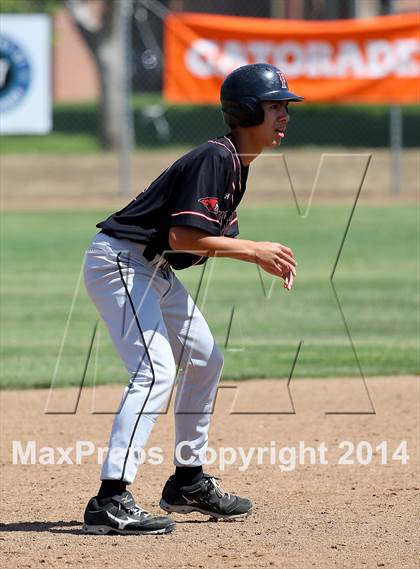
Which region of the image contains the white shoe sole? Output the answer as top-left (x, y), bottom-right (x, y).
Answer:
top-left (82, 523), bottom-right (175, 535)
top-left (159, 499), bottom-right (252, 521)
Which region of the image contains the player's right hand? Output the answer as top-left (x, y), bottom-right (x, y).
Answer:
top-left (253, 241), bottom-right (297, 280)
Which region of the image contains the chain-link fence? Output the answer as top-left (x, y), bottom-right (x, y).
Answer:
top-left (46, 0), bottom-right (419, 152)
top-left (2, 0), bottom-right (419, 149)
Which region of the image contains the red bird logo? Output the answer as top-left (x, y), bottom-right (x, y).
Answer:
top-left (198, 197), bottom-right (219, 214)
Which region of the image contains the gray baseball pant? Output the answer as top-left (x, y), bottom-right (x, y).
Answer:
top-left (83, 233), bottom-right (224, 483)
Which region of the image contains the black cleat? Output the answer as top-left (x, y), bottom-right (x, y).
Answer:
top-left (160, 473), bottom-right (253, 521)
top-left (83, 490), bottom-right (176, 535)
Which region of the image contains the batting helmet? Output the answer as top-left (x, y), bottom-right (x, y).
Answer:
top-left (220, 63), bottom-right (304, 128)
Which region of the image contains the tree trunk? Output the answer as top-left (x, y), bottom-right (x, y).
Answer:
top-left (95, 14), bottom-right (124, 150)
top-left (65, 0), bottom-right (128, 151)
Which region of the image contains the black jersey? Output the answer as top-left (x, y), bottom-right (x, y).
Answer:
top-left (97, 133), bottom-right (249, 270)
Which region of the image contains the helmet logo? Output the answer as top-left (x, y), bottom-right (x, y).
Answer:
top-left (277, 71), bottom-right (288, 89)
top-left (199, 197), bottom-right (219, 214)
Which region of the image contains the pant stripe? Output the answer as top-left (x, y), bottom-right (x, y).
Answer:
top-left (116, 252), bottom-right (156, 482)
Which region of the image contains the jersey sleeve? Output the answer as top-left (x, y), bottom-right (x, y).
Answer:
top-left (169, 152), bottom-right (230, 236)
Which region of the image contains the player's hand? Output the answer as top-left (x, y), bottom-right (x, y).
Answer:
top-left (253, 241), bottom-right (297, 283)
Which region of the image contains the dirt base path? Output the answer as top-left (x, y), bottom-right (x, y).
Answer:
top-left (0, 376), bottom-right (418, 568)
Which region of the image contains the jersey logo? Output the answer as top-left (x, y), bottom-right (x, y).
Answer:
top-left (277, 70), bottom-right (288, 89)
top-left (198, 197), bottom-right (219, 214)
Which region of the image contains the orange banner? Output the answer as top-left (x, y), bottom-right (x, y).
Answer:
top-left (164, 12), bottom-right (420, 104)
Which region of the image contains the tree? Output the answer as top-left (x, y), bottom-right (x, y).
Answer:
top-left (0, 0), bottom-right (58, 12)
top-left (65, 0), bottom-right (131, 150)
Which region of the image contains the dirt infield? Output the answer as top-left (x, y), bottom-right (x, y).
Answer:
top-left (1, 376), bottom-right (418, 568)
top-left (2, 148), bottom-right (419, 210)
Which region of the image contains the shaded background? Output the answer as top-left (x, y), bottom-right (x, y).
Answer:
top-left (1, 0), bottom-right (419, 153)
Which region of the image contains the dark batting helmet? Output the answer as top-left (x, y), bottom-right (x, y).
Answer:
top-left (220, 63), bottom-right (304, 128)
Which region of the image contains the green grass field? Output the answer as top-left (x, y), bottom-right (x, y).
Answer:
top-left (1, 205), bottom-right (418, 389)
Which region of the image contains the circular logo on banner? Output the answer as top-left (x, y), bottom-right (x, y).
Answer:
top-left (0, 34), bottom-right (31, 113)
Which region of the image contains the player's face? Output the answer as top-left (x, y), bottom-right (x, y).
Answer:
top-left (259, 100), bottom-right (290, 147)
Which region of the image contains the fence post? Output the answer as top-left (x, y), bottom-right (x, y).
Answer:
top-left (389, 105), bottom-right (402, 196)
top-left (119, 0), bottom-right (134, 198)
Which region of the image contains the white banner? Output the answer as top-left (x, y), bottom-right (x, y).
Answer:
top-left (0, 14), bottom-right (51, 134)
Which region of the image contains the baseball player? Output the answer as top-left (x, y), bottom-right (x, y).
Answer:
top-left (82, 63), bottom-right (303, 535)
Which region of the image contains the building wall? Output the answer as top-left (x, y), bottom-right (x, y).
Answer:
top-left (53, 8), bottom-right (98, 102)
top-left (393, 0), bottom-right (420, 12)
